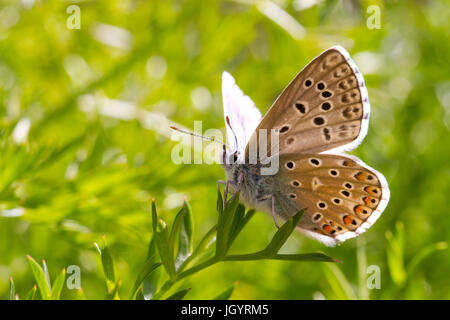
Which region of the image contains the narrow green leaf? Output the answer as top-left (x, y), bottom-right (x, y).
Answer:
top-left (216, 188), bottom-right (223, 215)
top-left (169, 206), bottom-right (185, 247)
top-left (227, 204), bottom-right (245, 248)
top-left (42, 259), bottom-right (52, 293)
top-left (51, 268), bottom-right (66, 300)
top-left (27, 255), bottom-right (51, 300)
top-left (9, 276), bottom-right (15, 300)
top-left (135, 288), bottom-right (145, 300)
top-left (385, 223), bottom-right (406, 286)
top-left (155, 218), bottom-right (176, 279)
top-left (130, 261), bottom-right (162, 299)
top-left (143, 237), bottom-right (162, 300)
top-left (166, 288), bottom-right (191, 300)
top-left (175, 201), bottom-right (194, 269)
top-left (106, 280), bottom-right (121, 300)
top-left (213, 282), bottom-right (237, 300)
top-left (101, 240), bottom-right (116, 284)
top-left (151, 198), bottom-right (158, 232)
top-left (216, 193), bottom-right (240, 257)
top-left (24, 285), bottom-right (37, 300)
top-left (179, 225), bottom-right (217, 273)
top-left (272, 253), bottom-right (336, 262)
top-left (263, 210), bottom-right (304, 256)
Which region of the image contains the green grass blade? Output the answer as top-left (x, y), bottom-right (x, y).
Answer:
top-left (95, 238), bottom-right (116, 284)
top-left (9, 276), bottom-right (15, 300)
top-left (51, 268), bottom-right (66, 300)
top-left (26, 255), bottom-right (51, 300)
top-left (24, 285), bottom-right (37, 300)
top-left (42, 259), bottom-right (52, 293)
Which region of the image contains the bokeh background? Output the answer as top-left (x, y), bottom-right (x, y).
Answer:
top-left (0, 0), bottom-right (449, 299)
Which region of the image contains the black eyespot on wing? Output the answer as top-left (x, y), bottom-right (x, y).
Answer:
top-left (321, 91), bottom-right (332, 98)
top-left (313, 117), bottom-right (325, 126)
top-left (321, 102), bottom-right (331, 111)
top-left (295, 102), bottom-right (306, 114)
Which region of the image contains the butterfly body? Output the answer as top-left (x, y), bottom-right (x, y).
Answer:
top-left (223, 161), bottom-right (299, 220)
top-left (220, 46), bottom-right (390, 246)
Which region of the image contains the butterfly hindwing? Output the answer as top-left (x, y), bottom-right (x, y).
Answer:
top-left (276, 153), bottom-right (389, 246)
top-left (245, 46), bottom-right (370, 161)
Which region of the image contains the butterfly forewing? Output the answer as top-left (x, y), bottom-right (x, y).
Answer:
top-left (245, 46), bottom-right (370, 161)
top-left (277, 153), bottom-right (389, 245)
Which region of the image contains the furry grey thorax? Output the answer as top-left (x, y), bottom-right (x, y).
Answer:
top-left (222, 152), bottom-right (299, 220)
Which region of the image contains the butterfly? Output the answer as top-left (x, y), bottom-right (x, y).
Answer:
top-left (220, 46), bottom-right (390, 247)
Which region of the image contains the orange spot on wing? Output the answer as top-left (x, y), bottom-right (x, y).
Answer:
top-left (323, 224), bottom-right (333, 234)
top-left (342, 160), bottom-right (355, 167)
top-left (365, 186), bottom-right (379, 196)
top-left (364, 197), bottom-right (375, 205)
top-left (343, 215), bottom-right (353, 225)
top-left (354, 205), bottom-right (364, 215)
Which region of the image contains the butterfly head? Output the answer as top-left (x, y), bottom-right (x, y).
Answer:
top-left (222, 146), bottom-right (240, 168)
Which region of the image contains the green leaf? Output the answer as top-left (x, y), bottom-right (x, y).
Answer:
top-left (9, 276), bottom-right (15, 300)
top-left (175, 201), bottom-right (193, 269)
top-left (151, 199), bottom-right (176, 279)
top-left (151, 198), bottom-right (158, 232)
top-left (227, 204), bottom-right (245, 248)
top-left (24, 285), bottom-right (37, 300)
top-left (385, 223), bottom-right (406, 286)
top-left (169, 205), bottom-right (185, 247)
top-left (95, 238), bottom-right (116, 285)
top-left (106, 280), bottom-right (121, 300)
top-left (130, 260), bottom-right (162, 299)
top-left (42, 259), bottom-right (52, 293)
top-left (51, 268), bottom-right (66, 300)
top-left (216, 188), bottom-right (224, 214)
top-left (272, 253), bottom-right (336, 262)
top-left (135, 288), bottom-right (145, 300)
top-left (263, 210), bottom-right (304, 256)
top-left (213, 282), bottom-right (237, 300)
top-left (142, 237), bottom-right (162, 300)
top-left (216, 192), bottom-right (240, 257)
top-left (166, 288), bottom-right (191, 300)
top-left (27, 255), bottom-right (51, 300)
top-left (155, 218), bottom-right (176, 279)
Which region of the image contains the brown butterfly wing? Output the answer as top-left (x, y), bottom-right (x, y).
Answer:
top-left (245, 46), bottom-right (370, 161)
top-left (277, 153), bottom-right (389, 245)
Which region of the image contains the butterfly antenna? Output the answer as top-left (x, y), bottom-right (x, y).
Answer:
top-left (170, 126), bottom-right (232, 150)
top-left (225, 116), bottom-right (239, 153)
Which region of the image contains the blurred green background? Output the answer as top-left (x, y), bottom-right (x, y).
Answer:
top-left (0, 0), bottom-right (449, 299)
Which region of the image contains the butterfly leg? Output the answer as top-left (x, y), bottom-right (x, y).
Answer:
top-left (257, 194), bottom-right (280, 229)
top-left (270, 195), bottom-right (280, 229)
top-left (217, 179), bottom-right (237, 203)
top-left (229, 172), bottom-right (244, 203)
